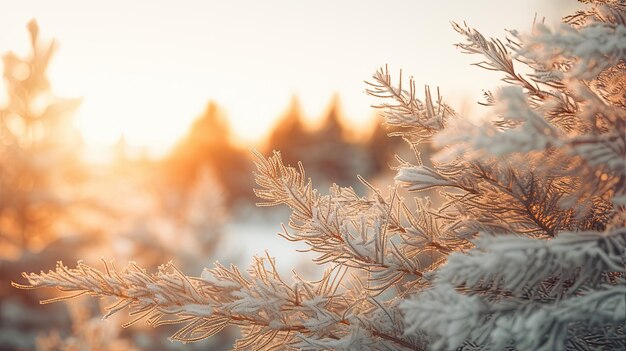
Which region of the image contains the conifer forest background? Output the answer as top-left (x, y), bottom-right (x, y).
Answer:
top-left (2, 0), bottom-right (626, 350)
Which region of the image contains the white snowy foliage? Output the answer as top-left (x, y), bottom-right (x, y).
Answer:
top-left (571, 133), bottom-right (626, 174)
top-left (402, 284), bottom-right (483, 350)
top-left (513, 22), bottom-right (626, 79)
top-left (403, 282), bottom-right (626, 351)
top-left (437, 226), bottom-right (626, 294)
top-left (398, 1), bottom-right (626, 350)
top-left (395, 165), bottom-right (458, 191)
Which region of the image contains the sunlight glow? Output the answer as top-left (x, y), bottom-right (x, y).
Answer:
top-left (1, 0), bottom-right (580, 153)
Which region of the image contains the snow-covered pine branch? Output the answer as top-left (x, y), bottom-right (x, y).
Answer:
top-left (253, 150), bottom-right (435, 295)
top-left (513, 19), bottom-right (626, 80)
top-left (402, 281), bottom-right (626, 351)
top-left (14, 255), bottom-right (424, 350)
top-left (365, 65), bottom-right (452, 139)
top-left (392, 1), bottom-right (626, 350)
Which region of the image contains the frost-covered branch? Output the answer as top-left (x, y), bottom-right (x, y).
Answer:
top-left (374, 2), bottom-right (626, 350)
top-left (253, 150), bottom-right (435, 294)
top-left (365, 65), bottom-right (452, 138)
top-left (14, 256), bottom-right (424, 350)
top-left (439, 226), bottom-right (626, 297)
top-left (403, 282), bottom-right (626, 351)
top-left (13, 260), bottom-right (215, 342)
top-left (452, 21), bottom-right (547, 100)
top-left (513, 22), bottom-right (626, 80)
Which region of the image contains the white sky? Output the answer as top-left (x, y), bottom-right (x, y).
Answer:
top-left (0, 0), bottom-right (581, 154)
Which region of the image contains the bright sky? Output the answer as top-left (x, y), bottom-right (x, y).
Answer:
top-left (0, 0), bottom-right (580, 154)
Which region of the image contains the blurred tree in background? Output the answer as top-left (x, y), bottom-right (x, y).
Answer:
top-left (265, 96), bottom-right (398, 190)
top-left (264, 96), bottom-right (312, 171)
top-left (165, 95), bottom-right (403, 209)
top-left (0, 20), bottom-right (93, 350)
top-left (0, 21), bottom-right (234, 351)
top-left (0, 20), bottom-right (84, 259)
top-left (162, 102), bottom-right (253, 207)
top-left (306, 96), bottom-right (370, 186)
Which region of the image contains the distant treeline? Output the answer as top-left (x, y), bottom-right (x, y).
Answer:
top-left (159, 97), bottom-right (406, 206)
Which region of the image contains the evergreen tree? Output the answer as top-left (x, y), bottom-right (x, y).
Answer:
top-left (266, 96), bottom-right (374, 188)
top-left (308, 96), bottom-right (368, 186)
top-left (15, 1), bottom-right (626, 350)
top-left (163, 101), bottom-right (252, 206)
top-left (364, 119), bottom-right (400, 176)
top-left (0, 20), bottom-right (94, 351)
top-left (0, 20), bottom-right (83, 257)
top-left (265, 96), bottom-right (311, 166)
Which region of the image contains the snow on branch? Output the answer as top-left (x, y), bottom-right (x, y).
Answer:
top-left (253, 150), bottom-right (436, 295)
top-left (436, 86), bottom-right (561, 159)
top-left (394, 165), bottom-right (459, 192)
top-left (438, 226), bottom-right (626, 296)
top-left (403, 282), bottom-right (626, 351)
top-left (452, 21), bottom-right (546, 99)
top-left (12, 260), bottom-right (216, 342)
top-left (565, 2), bottom-right (626, 28)
top-left (14, 255), bottom-right (424, 350)
top-left (513, 22), bottom-right (626, 80)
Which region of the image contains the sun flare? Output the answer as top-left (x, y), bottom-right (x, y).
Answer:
top-left (1, 0), bottom-right (579, 155)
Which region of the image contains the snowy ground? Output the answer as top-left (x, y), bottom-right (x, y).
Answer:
top-left (219, 207), bottom-right (322, 280)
